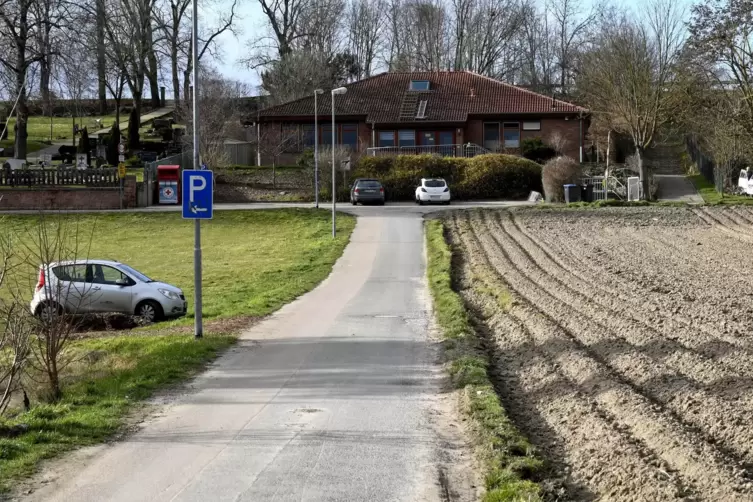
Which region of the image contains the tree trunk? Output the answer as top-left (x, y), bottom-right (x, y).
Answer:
top-left (14, 64), bottom-right (28, 160)
top-left (40, 56), bottom-right (51, 116)
top-left (146, 21), bottom-right (161, 108)
top-left (183, 39), bottom-right (193, 105)
top-left (128, 96), bottom-right (141, 150)
top-left (96, 0), bottom-right (107, 115)
top-left (636, 146), bottom-right (649, 201)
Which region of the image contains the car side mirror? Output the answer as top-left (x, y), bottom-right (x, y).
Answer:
top-left (116, 278), bottom-right (131, 287)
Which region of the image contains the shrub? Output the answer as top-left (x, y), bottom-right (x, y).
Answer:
top-left (349, 153), bottom-right (541, 201)
top-left (542, 156), bottom-right (581, 202)
top-left (520, 137), bottom-right (557, 164)
top-left (106, 123), bottom-right (121, 166)
top-left (460, 154), bottom-right (542, 199)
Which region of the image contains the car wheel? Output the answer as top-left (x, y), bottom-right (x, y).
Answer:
top-left (36, 302), bottom-right (62, 321)
top-left (136, 300), bottom-right (163, 323)
top-left (351, 199), bottom-right (357, 206)
top-left (379, 200), bottom-right (385, 206)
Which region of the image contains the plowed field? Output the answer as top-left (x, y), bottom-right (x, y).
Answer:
top-left (446, 206), bottom-right (753, 501)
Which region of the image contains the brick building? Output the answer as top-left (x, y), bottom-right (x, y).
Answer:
top-left (247, 71), bottom-right (589, 165)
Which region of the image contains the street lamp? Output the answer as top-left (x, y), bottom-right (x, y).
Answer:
top-left (331, 86), bottom-right (347, 238)
top-left (314, 89), bottom-right (324, 208)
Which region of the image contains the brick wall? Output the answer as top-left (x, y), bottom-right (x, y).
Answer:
top-left (0, 176), bottom-right (137, 211)
top-left (465, 117), bottom-right (585, 160)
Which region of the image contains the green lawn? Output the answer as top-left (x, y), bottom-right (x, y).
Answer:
top-left (1, 209), bottom-right (355, 321)
top-left (0, 139), bottom-right (46, 155)
top-left (0, 209), bottom-right (356, 491)
top-left (5, 116), bottom-right (117, 141)
top-left (689, 174), bottom-right (753, 205)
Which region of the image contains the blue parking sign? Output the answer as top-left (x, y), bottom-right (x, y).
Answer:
top-left (182, 170), bottom-right (213, 219)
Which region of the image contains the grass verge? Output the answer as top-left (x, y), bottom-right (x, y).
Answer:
top-left (0, 209), bottom-right (355, 323)
top-left (425, 219), bottom-right (542, 502)
top-left (688, 174), bottom-right (753, 205)
top-left (0, 334), bottom-right (234, 491)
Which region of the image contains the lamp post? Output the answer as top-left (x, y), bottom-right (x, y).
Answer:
top-left (314, 89), bottom-right (324, 208)
top-left (331, 87), bottom-right (347, 238)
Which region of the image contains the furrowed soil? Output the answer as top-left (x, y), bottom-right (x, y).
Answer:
top-left (446, 206), bottom-right (753, 501)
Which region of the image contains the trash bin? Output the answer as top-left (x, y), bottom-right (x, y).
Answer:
top-left (581, 182), bottom-right (594, 202)
top-left (564, 184), bottom-right (581, 203)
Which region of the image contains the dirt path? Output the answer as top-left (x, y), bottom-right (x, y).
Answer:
top-left (448, 206), bottom-right (753, 501)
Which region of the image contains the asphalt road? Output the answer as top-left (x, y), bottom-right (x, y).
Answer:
top-left (25, 212), bottom-right (472, 502)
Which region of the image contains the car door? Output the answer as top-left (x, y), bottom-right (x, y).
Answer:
top-left (89, 264), bottom-right (134, 314)
top-left (52, 264), bottom-right (96, 313)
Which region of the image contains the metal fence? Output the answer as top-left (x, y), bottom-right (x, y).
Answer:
top-left (366, 144), bottom-right (490, 158)
top-left (224, 142), bottom-right (254, 166)
top-left (0, 167), bottom-right (119, 187)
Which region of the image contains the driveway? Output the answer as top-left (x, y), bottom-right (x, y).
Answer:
top-left (23, 213), bottom-right (476, 501)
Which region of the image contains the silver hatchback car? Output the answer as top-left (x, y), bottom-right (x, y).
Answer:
top-left (30, 260), bottom-right (187, 322)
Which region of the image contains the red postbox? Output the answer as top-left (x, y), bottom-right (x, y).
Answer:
top-left (157, 165), bottom-right (180, 204)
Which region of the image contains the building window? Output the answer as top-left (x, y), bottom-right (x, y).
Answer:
top-left (483, 123), bottom-right (500, 151)
top-left (439, 131), bottom-right (454, 145)
top-left (321, 124), bottom-right (334, 146)
top-left (398, 130), bottom-right (416, 147)
top-left (341, 124), bottom-right (358, 149)
top-left (282, 124), bottom-right (300, 152)
top-left (503, 122), bottom-right (520, 148)
top-left (379, 131), bottom-right (395, 147)
top-left (522, 121), bottom-right (541, 131)
top-left (410, 80), bottom-right (430, 91)
top-left (301, 124), bottom-right (315, 147)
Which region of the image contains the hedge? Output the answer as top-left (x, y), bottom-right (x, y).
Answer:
top-left (335, 154), bottom-right (542, 201)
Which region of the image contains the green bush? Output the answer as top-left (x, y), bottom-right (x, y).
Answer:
top-left (350, 154), bottom-right (541, 201)
top-left (521, 137), bottom-right (557, 164)
top-left (460, 154), bottom-right (542, 199)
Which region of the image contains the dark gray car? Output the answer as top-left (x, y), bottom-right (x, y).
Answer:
top-left (350, 179), bottom-right (385, 205)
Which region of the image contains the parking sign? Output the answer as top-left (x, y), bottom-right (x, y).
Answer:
top-left (182, 170), bottom-right (213, 219)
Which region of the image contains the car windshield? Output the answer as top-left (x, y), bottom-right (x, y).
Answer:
top-left (424, 180), bottom-right (446, 188)
top-left (357, 180), bottom-right (381, 188)
top-left (119, 264), bottom-right (153, 283)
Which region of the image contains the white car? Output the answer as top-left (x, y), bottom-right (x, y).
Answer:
top-left (415, 178), bottom-right (451, 205)
top-left (30, 260), bottom-right (187, 323)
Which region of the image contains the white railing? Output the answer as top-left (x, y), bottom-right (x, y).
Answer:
top-left (582, 176), bottom-right (628, 201)
top-left (366, 143), bottom-right (490, 158)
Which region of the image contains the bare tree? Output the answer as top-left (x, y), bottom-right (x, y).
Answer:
top-left (180, 1), bottom-right (237, 103)
top-left (347, 0), bottom-right (384, 78)
top-left (0, 0), bottom-right (65, 159)
top-left (253, 122), bottom-right (300, 186)
top-left (183, 67), bottom-right (249, 168)
top-left (549, 0), bottom-right (599, 95)
top-left (451, 0), bottom-right (527, 76)
top-left (3, 215), bottom-right (96, 401)
top-left (688, 0), bottom-right (753, 132)
top-left (520, 3), bottom-right (557, 92)
top-left (0, 233), bottom-right (33, 415)
top-left (577, 1), bottom-right (685, 199)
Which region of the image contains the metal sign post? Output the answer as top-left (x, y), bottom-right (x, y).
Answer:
top-left (182, 170), bottom-right (213, 339)
top-left (191, 0), bottom-right (203, 339)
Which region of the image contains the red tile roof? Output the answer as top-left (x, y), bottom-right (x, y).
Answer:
top-left (256, 71), bottom-right (587, 123)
